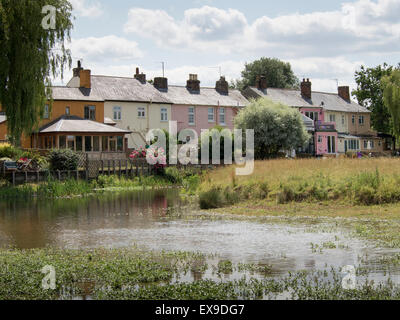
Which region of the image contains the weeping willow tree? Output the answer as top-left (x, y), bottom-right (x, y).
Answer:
top-left (0, 0), bottom-right (73, 145)
top-left (382, 70), bottom-right (400, 140)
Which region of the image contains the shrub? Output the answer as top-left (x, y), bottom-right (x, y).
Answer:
top-left (199, 186), bottom-right (224, 209)
top-left (0, 143), bottom-right (21, 159)
top-left (48, 149), bottom-right (79, 171)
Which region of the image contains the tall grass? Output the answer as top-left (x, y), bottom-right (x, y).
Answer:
top-left (198, 158), bottom-right (400, 209)
top-left (0, 168), bottom-right (201, 199)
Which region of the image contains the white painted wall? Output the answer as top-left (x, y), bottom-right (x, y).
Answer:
top-left (104, 101), bottom-right (172, 149)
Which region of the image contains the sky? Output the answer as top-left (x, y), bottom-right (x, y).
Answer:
top-left (58, 0), bottom-right (400, 93)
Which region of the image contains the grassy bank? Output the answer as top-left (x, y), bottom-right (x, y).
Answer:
top-left (1, 247), bottom-right (400, 300)
top-left (199, 158), bottom-right (400, 213)
top-left (0, 167), bottom-right (201, 199)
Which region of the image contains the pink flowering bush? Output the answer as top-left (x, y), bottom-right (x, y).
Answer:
top-left (129, 146), bottom-right (167, 174)
top-left (129, 146), bottom-right (147, 160)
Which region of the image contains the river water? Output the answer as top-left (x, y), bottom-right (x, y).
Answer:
top-left (1, 189), bottom-right (400, 284)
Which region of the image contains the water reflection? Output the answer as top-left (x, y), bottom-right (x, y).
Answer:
top-left (0, 190), bottom-right (188, 249)
top-left (0, 190), bottom-right (400, 282)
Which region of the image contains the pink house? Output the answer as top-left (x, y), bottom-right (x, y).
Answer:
top-left (299, 107), bottom-right (338, 155)
top-left (154, 74), bottom-right (248, 136)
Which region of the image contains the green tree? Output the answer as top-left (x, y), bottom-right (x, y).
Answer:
top-left (382, 69), bottom-right (400, 139)
top-left (234, 57), bottom-right (299, 91)
top-left (353, 63), bottom-right (399, 134)
top-left (235, 98), bottom-right (309, 159)
top-left (0, 0), bottom-right (73, 145)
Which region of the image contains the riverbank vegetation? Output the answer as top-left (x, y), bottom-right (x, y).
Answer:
top-left (0, 167), bottom-right (201, 199)
top-left (199, 158), bottom-right (400, 213)
top-left (1, 247), bottom-right (400, 300)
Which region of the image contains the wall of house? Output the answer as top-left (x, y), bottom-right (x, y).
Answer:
top-left (299, 107), bottom-right (325, 122)
top-left (324, 111), bottom-right (348, 133)
top-left (16, 100), bottom-right (105, 148)
top-left (315, 132), bottom-right (339, 155)
top-left (361, 138), bottom-right (384, 153)
top-left (347, 112), bottom-right (373, 135)
top-left (0, 122), bottom-right (7, 142)
top-left (43, 100), bottom-right (105, 126)
top-left (171, 105), bottom-right (235, 137)
top-left (104, 101), bottom-right (172, 149)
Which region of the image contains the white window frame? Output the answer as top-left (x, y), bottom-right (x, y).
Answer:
top-left (219, 108), bottom-right (226, 125)
top-left (359, 115), bottom-right (365, 125)
top-left (65, 106), bottom-right (70, 115)
top-left (342, 115), bottom-right (345, 125)
top-left (161, 107), bottom-right (168, 122)
top-left (138, 107), bottom-right (146, 119)
top-left (329, 114), bottom-right (336, 122)
top-left (208, 107), bottom-right (215, 123)
top-left (188, 107), bottom-right (195, 125)
top-left (113, 106), bottom-right (122, 121)
top-left (352, 115), bottom-right (355, 124)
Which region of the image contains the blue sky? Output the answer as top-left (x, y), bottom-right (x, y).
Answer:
top-left (62, 0), bottom-right (400, 92)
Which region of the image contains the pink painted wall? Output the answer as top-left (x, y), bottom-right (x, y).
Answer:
top-left (299, 107), bottom-right (325, 122)
top-left (171, 105), bottom-right (236, 136)
top-left (315, 132), bottom-right (339, 155)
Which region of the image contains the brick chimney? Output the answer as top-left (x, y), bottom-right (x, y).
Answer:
top-left (187, 74), bottom-right (200, 92)
top-left (216, 76), bottom-right (229, 95)
top-left (73, 60), bottom-right (83, 77)
top-left (154, 77), bottom-right (168, 91)
top-left (79, 69), bottom-right (91, 89)
top-left (134, 67), bottom-right (146, 84)
top-left (301, 78), bottom-right (312, 100)
top-left (255, 75), bottom-right (268, 90)
top-left (338, 86), bottom-right (350, 102)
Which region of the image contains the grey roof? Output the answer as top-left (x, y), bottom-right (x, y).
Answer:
top-left (338, 134), bottom-right (363, 139)
top-left (62, 75), bottom-right (248, 107)
top-left (158, 85), bottom-right (248, 107)
top-left (39, 115), bottom-right (131, 134)
top-left (0, 114), bottom-right (6, 124)
top-left (51, 86), bottom-right (104, 102)
top-left (88, 76), bottom-right (171, 104)
top-left (246, 87), bottom-right (370, 113)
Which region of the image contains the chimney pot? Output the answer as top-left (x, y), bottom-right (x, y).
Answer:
top-left (301, 78), bottom-right (312, 100)
top-left (187, 74), bottom-right (200, 92)
top-left (134, 67), bottom-right (146, 84)
top-left (154, 77), bottom-right (168, 91)
top-left (338, 86), bottom-right (350, 102)
top-left (79, 69), bottom-right (91, 89)
top-left (73, 60), bottom-right (84, 78)
top-left (216, 76), bottom-right (229, 95)
top-left (256, 75), bottom-right (268, 90)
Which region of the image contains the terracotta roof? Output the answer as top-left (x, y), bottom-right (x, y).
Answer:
top-left (245, 87), bottom-right (370, 113)
top-left (39, 115), bottom-right (131, 134)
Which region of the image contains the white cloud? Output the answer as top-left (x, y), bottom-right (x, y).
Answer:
top-left (70, 36), bottom-right (144, 62)
top-left (69, 0), bottom-right (103, 17)
top-left (124, 6), bottom-right (252, 54)
top-left (124, 0), bottom-right (400, 56)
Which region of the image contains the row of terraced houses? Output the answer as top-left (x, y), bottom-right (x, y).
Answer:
top-left (0, 62), bottom-right (392, 157)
